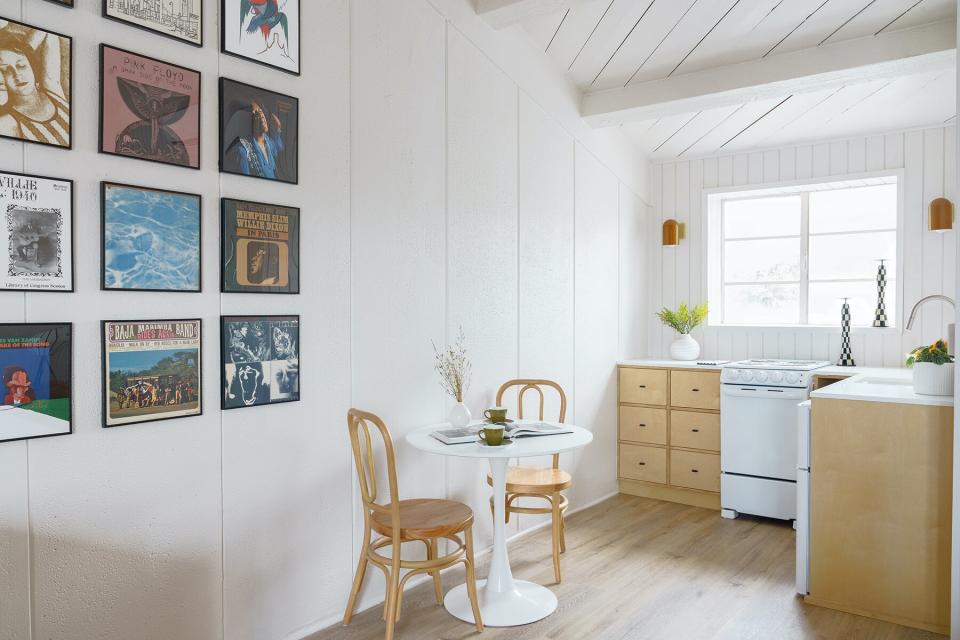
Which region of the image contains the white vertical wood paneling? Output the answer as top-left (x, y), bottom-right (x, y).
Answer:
top-left (649, 163), bottom-right (664, 357)
top-left (573, 145), bottom-right (621, 505)
top-left (619, 184), bottom-right (648, 360)
top-left (648, 126), bottom-right (956, 367)
top-left (445, 26), bottom-right (520, 547)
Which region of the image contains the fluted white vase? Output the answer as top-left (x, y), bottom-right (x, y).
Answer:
top-left (448, 401), bottom-right (472, 428)
top-left (669, 334), bottom-right (700, 361)
top-left (912, 362), bottom-right (954, 396)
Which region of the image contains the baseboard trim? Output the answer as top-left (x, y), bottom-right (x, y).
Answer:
top-left (618, 479), bottom-right (720, 510)
top-left (287, 489), bottom-right (620, 640)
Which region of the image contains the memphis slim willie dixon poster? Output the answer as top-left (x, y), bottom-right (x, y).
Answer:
top-left (221, 198), bottom-right (299, 294)
top-left (0, 323), bottom-right (72, 444)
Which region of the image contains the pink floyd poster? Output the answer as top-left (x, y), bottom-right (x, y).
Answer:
top-left (99, 44), bottom-right (201, 169)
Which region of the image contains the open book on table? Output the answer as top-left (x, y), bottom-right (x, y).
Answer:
top-left (431, 422), bottom-right (574, 445)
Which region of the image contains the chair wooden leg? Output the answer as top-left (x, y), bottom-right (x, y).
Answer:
top-left (429, 538), bottom-right (443, 604)
top-left (551, 493), bottom-right (562, 584)
top-left (463, 525), bottom-right (484, 633)
top-left (343, 527), bottom-right (371, 625)
top-left (384, 544), bottom-right (402, 640)
top-left (559, 508), bottom-right (567, 554)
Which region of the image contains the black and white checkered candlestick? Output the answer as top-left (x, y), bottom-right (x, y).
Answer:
top-left (873, 259), bottom-right (888, 328)
top-left (838, 298), bottom-right (856, 366)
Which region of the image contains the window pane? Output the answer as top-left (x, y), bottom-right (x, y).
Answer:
top-left (808, 280), bottom-right (895, 327)
top-left (809, 231), bottom-right (896, 280)
top-left (809, 184), bottom-right (897, 233)
top-left (724, 196), bottom-right (801, 238)
top-left (724, 238), bottom-right (801, 282)
top-left (723, 284), bottom-right (800, 325)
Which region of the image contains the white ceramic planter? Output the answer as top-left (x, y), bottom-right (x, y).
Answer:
top-left (448, 401), bottom-right (472, 428)
top-left (912, 362), bottom-right (955, 396)
top-left (669, 334), bottom-right (700, 361)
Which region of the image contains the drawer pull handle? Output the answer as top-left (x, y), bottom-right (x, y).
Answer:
top-left (691, 469), bottom-right (699, 473)
top-left (638, 423), bottom-right (647, 427)
top-left (691, 388), bottom-right (700, 392)
top-left (691, 428), bottom-right (700, 433)
top-left (638, 384), bottom-right (647, 388)
top-left (637, 462), bottom-right (646, 466)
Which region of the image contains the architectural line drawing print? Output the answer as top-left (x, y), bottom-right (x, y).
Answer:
top-left (104, 0), bottom-right (203, 47)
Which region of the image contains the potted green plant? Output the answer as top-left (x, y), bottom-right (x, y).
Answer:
top-left (656, 303), bottom-right (708, 361)
top-left (906, 340), bottom-right (954, 396)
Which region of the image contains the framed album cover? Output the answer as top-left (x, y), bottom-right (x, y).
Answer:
top-left (1, 171), bottom-right (73, 292)
top-left (102, 0), bottom-right (203, 47)
top-left (0, 17), bottom-right (71, 149)
top-left (221, 0), bottom-right (300, 75)
top-left (102, 320), bottom-right (202, 428)
top-left (101, 182), bottom-right (201, 293)
top-left (100, 45), bottom-right (201, 169)
top-left (219, 78), bottom-right (298, 184)
top-left (221, 198), bottom-right (299, 294)
top-left (43, 0), bottom-right (74, 7)
top-left (221, 315), bottom-right (299, 409)
top-left (0, 323), bottom-right (72, 444)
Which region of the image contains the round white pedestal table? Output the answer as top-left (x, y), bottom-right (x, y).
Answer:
top-left (405, 421), bottom-right (593, 627)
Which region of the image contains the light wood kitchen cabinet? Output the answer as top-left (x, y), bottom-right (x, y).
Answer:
top-left (618, 364), bottom-right (722, 510)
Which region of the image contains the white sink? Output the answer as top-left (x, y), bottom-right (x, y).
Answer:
top-left (854, 377), bottom-right (913, 386)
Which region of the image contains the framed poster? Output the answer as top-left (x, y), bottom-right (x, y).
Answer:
top-left (1, 171), bottom-right (73, 292)
top-left (0, 323), bottom-right (71, 444)
top-left (219, 78), bottom-right (298, 184)
top-left (0, 17), bottom-right (71, 149)
top-left (102, 0), bottom-right (203, 47)
top-left (221, 198), bottom-right (299, 294)
top-left (100, 45), bottom-right (201, 169)
top-left (221, 0), bottom-right (300, 75)
top-left (43, 0), bottom-right (74, 7)
top-left (221, 315), bottom-right (299, 410)
top-left (102, 320), bottom-right (202, 428)
top-left (101, 182), bottom-right (201, 292)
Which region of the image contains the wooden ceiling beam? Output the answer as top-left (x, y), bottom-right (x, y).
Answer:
top-left (581, 19), bottom-right (956, 128)
top-left (474, 0), bottom-right (586, 29)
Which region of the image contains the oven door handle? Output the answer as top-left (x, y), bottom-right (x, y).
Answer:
top-left (722, 386), bottom-right (808, 401)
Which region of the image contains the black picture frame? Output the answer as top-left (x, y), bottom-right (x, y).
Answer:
top-left (0, 170), bottom-right (75, 293)
top-left (101, 319), bottom-right (203, 428)
top-left (98, 44), bottom-right (202, 170)
top-left (220, 314), bottom-right (300, 410)
top-left (42, 0), bottom-right (74, 8)
top-left (101, 0), bottom-right (203, 48)
top-left (100, 181), bottom-right (202, 293)
top-left (220, 0), bottom-right (301, 76)
top-left (218, 77), bottom-right (299, 185)
top-left (0, 322), bottom-right (72, 444)
top-left (0, 16), bottom-right (72, 150)
top-left (220, 198), bottom-right (300, 294)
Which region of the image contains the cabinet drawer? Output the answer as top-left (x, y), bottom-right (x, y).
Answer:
top-left (670, 370), bottom-right (720, 410)
top-left (619, 368), bottom-right (668, 406)
top-left (619, 406), bottom-right (667, 445)
top-left (670, 450), bottom-right (720, 492)
top-left (619, 444), bottom-right (667, 484)
top-left (670, 410), bottom-right (720, 452)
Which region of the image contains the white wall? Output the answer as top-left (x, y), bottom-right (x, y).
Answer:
top-left (0, 1), bottom-right (649, 639)
top-left (648, 126), bottom-right (957, 367)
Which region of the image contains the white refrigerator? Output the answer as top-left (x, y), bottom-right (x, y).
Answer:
top-left (796, 400), bottom-right (811, 595)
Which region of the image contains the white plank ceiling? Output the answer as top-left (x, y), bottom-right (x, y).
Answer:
top-left (521, 0), bottom-right (957, 159)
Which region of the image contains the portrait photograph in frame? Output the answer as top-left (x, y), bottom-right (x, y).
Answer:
top-left (100, 44), bottom-right (201, 169)
top-left (0, 16), bottom-right (72, 149)
top-left (221, 198), bottom-right (300, 294)
top-left (101, 182), bottom-right (201, 293)
top-left (102, 319), bottom-right (202, 428)
top-left (1, 170), bottom-right (74, 292)
top-left (0, 322), bottom-right (72, 444)
top-left (221, 315), bottom-right (299, 410)
top-left (219, 78), bottom-right (298, 184)
top-left (102, 0), bottom-right (203, 47)
top-left (221, 0), bottom-right (300, 75)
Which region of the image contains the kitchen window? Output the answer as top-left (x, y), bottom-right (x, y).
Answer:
top-left (707, 176), bottom-right (899, 327)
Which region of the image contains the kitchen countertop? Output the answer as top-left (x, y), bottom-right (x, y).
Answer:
top-left (617, 359), bottom-right (726, 370)
top-left (811, 368), bottom-right (954, 407)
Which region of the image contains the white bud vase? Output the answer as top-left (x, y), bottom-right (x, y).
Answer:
top-left (448, 401), bottom-right (472, 428)
top-left (912, 362), bottom-right (954, 396)
top-left (669, 333), bottom-right (700, 361)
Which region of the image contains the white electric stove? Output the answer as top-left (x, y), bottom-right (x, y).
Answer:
top-left (719, 359), bottom-right (830, 522)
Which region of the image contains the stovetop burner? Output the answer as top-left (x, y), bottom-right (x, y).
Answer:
top-left (726, 359), bottom-right (831, 371)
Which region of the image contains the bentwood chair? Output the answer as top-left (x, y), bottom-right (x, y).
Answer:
top-left (343, 409), bottom-right (483, 640)
top-left (485, 379), bottom-right (571, 583)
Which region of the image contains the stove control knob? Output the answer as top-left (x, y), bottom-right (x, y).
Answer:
top-left (754, 371), bottom-right (768, 383)
top-left (741, 370), bottom-right (754, 382)
top-left (770, 371), bottom-right (784, 383)
top-left (786, 372), bottom-right (802, 385)
top-left (727, 369), bottom-right (740, 380)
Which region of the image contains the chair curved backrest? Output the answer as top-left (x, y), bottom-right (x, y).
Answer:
top-left (347, 409), bottom-right (401, 538)
top-left (495, 379), bottom-right (567, 468)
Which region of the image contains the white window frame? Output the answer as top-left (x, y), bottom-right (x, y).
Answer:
top-left (704, 170), bottom-right (904, 330)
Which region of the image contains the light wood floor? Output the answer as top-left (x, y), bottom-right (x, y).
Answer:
top-left (314, 495), bottom-right (944, 640)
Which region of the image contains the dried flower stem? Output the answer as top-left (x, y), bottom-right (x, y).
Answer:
top-left (432, 328), bottom-right (472, 403)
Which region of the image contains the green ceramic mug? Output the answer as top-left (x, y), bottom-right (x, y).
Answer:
top-left (484, 407), bottom-right (508, 423)
top-left (479, 425), bottom-right (506, 446)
